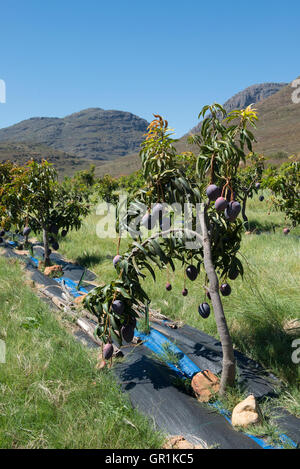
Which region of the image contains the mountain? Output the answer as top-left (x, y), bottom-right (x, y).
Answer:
top-left (177, 81), bottom-right (300, 161)
top-left (252, 79), bottom-right (300, 158)
top-left (1, 80), bottom-right (299, 179)
top-left (0, 108), bottom-right (149, 161)
top-left (188, 82), bottom-right (287, 135)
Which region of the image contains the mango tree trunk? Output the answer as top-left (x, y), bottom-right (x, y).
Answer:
top-left (199, 205), bottom-right (236, 394)
top-left (241, 196), bottom-right (249, 231)
top-left (43, 228), bottom-right (50, 267)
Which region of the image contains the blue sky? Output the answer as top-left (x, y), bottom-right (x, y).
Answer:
top-left (0, 0), bottom-right (299, 136)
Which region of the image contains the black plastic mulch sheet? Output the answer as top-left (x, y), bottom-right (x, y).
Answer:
top-left (152, 322), bottom-right (279, 399)
top-left (32, 246), bottom-right (97, 283)
top-left (2, 247), bottom-right (95, 297)
top-left (113, 344), bottom-right (261, 449)
top-left (270, 408), bottom-right (300, 447)
top-left (148, 322), bottom-right (300, 447)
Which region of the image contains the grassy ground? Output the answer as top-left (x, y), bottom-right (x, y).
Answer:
top-left (57, 192), bottom-right (300, 417)
top-left (0, 256), bottom-right (164, 449)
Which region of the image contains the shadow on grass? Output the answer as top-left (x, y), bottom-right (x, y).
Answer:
top-left (75, 252), bottom-right (112, 269)
top-left (247, 219), bottom-right (281, 233)
top-left (232, 322), bottom-right (298, 384)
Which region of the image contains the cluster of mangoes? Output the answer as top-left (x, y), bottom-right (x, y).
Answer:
top-left (206, 184), bottom-right (241, 221)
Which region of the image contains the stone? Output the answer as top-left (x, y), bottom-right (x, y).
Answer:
top-left (163, 436), bottom-right (203, 450)
top-left (74, 293), bottom-right (87, 305)
top-left (44, 265), bottom-right (63, 277)
top-left (96, 359), bottom-right (107, 370)
top-left (231, 395), bottom-right (262, 427)
top-left (283, 319), bottom-right (300, 335)
top-left (191, 370), bottom-right (220, 402)
top-left (131, 336), bottom-right (142, 345)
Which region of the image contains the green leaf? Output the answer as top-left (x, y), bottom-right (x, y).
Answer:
top-left (114, 287), bottom-right (131, 299)
top-left (142, 261), bottom-right (156, 281)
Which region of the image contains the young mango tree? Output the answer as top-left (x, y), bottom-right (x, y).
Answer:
top-left (1, 160), bottom-right (90, 266)
top-left (84, 106), bottom-right (258, 394)
top-left (0, 161), bottom-right (16, 228)
top-left (73, 164), bottom-right (96, 189)
top-left (262, 158), bottom-right (300, 230)
top-left (189, 104), bottom-right (258, 389)
top-left (0, 161), bottom-right (37, 240)
top-left (118, 170), bottom-right (145, 195)
top-left (0, 161), bottom-right (22, 242)
top-left (95, 174), bottom-right (119, 205)
top-left (232, 152), bottom-right (265, 231)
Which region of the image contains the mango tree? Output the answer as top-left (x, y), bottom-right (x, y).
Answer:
top-left (96, 174), bottom-right (119, 204)
top-left (1, 160), bottom-right (90, 266)
top-left (73, 164), bottom-right (96, 189)
top-left (0, 161), bottom-right (35, 239)
top-left (189, 104), bottom-right (258, 389)
top-left (262, 158), bottom-right (300, 229)
top-left (84, 106), bottom-right (258, 394)
top-left (232, 152), bottom-right (265, 230)
top-left (0, 161), bottom-right (19, 240)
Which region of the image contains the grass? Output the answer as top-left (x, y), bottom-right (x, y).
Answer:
top-left (0, 256), bottom-right (164, 449)
top-left (57, 193), bottom-right (300, 417)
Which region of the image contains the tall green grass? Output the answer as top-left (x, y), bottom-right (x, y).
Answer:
top-left (0, 257), bottom-right (163, 449)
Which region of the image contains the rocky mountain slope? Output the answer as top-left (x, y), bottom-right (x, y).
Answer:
top-left (0, 108), bottom-right (149, 161)
top-left (253, 80), bottom-right (300, 157)
top-left (189, 82), bottom-right (287, 135)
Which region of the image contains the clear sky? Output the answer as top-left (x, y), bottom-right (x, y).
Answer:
top-left (0, 0), bottom-right (299, 136)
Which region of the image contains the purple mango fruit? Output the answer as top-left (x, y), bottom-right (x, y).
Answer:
top-left (112, 300), bottom-right (125, 315)
top-left (215, 197), bottom-right (228, 212)
top-left (121, 324), bottom-right (135, 343)
top-left (186, 265), bottom-right (198, 281)
top-left (206, 185), bottom-right (221, 202)
top-left (103, 343), bottom-right (114, 360)
top-left (113, 255), bottom-right (122, 267)
top-left (198, 303), bottom-right (211, 319)
top-left (220, 283), bottom-right (231, 296)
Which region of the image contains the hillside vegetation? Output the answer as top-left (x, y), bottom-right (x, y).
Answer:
top-left (0, 142), bottom-right (101, 180)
